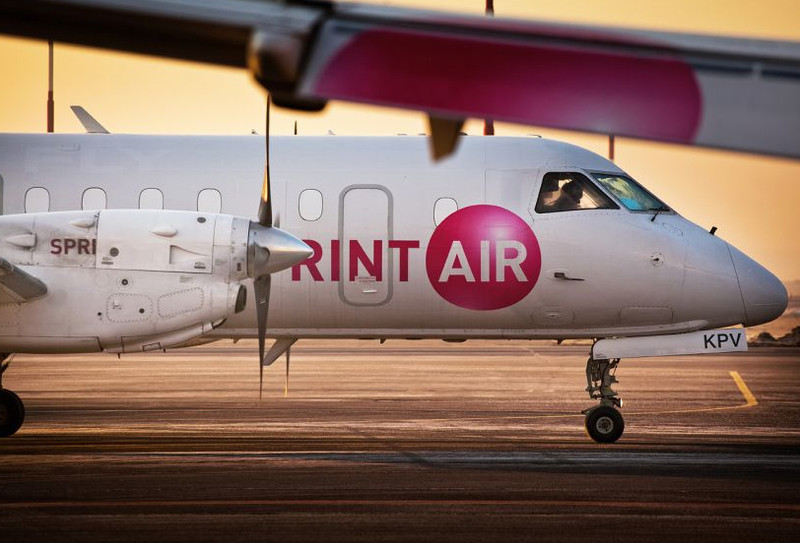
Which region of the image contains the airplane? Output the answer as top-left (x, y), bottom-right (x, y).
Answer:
top-left (0, 0), bottom-right (796, 443)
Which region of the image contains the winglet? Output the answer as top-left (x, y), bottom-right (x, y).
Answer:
top-left (70, 105), bottom-right (109, 134)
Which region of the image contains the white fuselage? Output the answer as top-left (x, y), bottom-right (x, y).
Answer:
top-left (0, 134), bottom-right (786, 349)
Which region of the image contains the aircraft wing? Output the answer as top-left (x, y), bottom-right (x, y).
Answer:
top-left (2, 0), bottom-right (800, 158)
top-left (0, 258), bottom-right (48, 304)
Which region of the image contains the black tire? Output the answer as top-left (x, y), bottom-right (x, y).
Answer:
top-left (0, 389), bottom-right (25, 437)
top-left (13, 389), bottom-right (25, 421)
top-left (585, 405), bottom-right (624, 443)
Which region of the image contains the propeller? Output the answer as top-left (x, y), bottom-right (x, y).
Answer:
top-left (284, 346), bottom-right (290, 398)
top-left (256, 95), bottom-right (273, 398)
top-left (249, 95), bottom-right (312, 400)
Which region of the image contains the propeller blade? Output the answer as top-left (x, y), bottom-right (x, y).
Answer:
top-left (259, 355), bottom-right (264, 403)
top-left (284, 347), bottom-right (290, 398)
top-left (257, 96), bottom-right (272, 228)
top-left (255, 273), bottom-right (271, 401)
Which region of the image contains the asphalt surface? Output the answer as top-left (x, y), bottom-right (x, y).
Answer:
top-left (1, 340), bottom-right (799, 542)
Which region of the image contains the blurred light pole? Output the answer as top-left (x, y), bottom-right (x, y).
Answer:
top-left (483, 1), bottom-right (495, 136)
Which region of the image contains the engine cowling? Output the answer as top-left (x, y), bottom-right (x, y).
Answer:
top-left (0, 209), bottom-right (310, 354)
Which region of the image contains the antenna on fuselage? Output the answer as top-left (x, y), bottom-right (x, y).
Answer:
top-left (70, 106), bottom-right (110, 134)
top-left (483, 0), bottom-right (495, 136)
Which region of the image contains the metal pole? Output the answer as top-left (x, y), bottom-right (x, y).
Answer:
top-left (608, 134), bottom-right (615, 162)
top-left (47, 40), bottom-right (54, 133)
top-left (483, 1), bottom-right (495, 136)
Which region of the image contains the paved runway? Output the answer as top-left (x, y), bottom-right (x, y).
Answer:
top-left (1, 340), bottom-right (799, 542)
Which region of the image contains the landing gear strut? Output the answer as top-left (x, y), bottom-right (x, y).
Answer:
top-left (583, 355), bottom-right (624, 443)
top-left (0, 354), bottom-right (24, 437)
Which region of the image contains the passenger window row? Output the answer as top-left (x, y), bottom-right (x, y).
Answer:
top-left (298, 190), bottom-right (459, 225)
top-left (24, 187), bottom-right (460, 225)
top-left (24, 187), bottom-right (224, 214)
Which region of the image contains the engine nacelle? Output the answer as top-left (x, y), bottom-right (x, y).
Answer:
top-left (0, 210), bottom-right (253, 353)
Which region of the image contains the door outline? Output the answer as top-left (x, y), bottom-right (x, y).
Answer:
top-left (338, 184), bottom-right (394, 307)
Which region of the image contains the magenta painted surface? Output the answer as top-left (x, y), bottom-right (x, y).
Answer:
top-left (425, 205), bottom-right (541, 311)
top-left (313, 28), bottom-right (701, 142)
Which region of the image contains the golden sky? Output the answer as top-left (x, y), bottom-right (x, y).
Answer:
top-left (1, 0), bottom-right (799, 280)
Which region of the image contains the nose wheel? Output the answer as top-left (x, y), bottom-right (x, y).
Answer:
top-left (583, 356), bottom-right (624, 443)
top-left (0, 355), bottom-right (24, 437)
top-left (584, 404), bottom-right (624, 443)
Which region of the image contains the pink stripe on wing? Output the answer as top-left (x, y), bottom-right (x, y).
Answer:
top-left (312, 28), bottom-right (701, 142)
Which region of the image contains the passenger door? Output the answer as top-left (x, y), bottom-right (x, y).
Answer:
top-left (339, 185), bottom-right (393, 306)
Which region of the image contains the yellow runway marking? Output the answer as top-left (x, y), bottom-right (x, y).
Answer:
top-left (730, 371), bottom-right (758, 406)
top-left (496, 370), bottom-right (760, 420)
top-left (621, 370), bottom-right (760, 417)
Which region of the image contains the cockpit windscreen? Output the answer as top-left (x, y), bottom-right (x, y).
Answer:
top-left (535, 172), bottom-right (617, 214)
top-left (591, 173), bottom-right (670, 212)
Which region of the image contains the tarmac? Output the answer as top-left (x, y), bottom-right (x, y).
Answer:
top-left (1, 340), bottom-right (799, 542)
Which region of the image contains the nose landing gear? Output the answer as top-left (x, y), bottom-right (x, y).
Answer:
top-left (0, 354), bottom-right (24, 438)
top-left (583, 356), bottom-right (624, 443)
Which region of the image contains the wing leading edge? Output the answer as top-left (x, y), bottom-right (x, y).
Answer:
top-left (1, 0), bottom-right (799, 158)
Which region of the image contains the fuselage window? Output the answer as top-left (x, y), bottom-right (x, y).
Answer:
top-left (591, 172), bottom-right (670, 212)
top-left (298, 189), bottom-right (323, 221)
top-left (197, 188), bottom-right (222, 213)
top-left (139, 188), bottom-right (164, 210)
top-left (81, 187), bottom-right (107, 210)
top-left (434, 197), bottom-right (458, 225)
top-left (534, 172), bottom-right (617, 214)
top-left (24, 187), bottom-right (50, 213)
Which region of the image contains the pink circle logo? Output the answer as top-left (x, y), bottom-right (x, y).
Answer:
top-left (426, 205), bottom-right (541, 310)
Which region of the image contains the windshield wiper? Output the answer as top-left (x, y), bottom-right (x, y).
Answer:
top-left (649, 205), bottom-right (669, 222)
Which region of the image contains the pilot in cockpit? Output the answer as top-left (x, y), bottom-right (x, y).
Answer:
top-left (548, 179), bottom-right (583, 211)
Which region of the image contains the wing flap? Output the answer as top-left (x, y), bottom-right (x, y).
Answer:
top-left (0, 258), bottom-right (48, 304)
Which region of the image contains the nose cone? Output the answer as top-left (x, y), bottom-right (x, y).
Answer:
top-left (249, 223), bottom-right (313, 277)
top-left (728, 244), bottom-right (788, 326)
